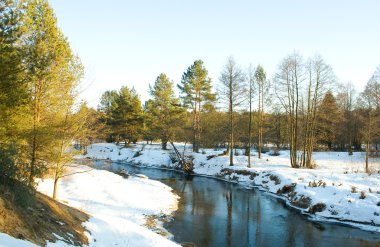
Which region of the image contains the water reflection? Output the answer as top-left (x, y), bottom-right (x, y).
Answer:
top-left (86, 160), bottom-right (380, 247)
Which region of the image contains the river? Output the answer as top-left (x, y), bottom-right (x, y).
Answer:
top-left (88, 160), bottom-right (380, 247)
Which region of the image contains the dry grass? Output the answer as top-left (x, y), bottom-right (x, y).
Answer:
top-left (0, 184), bottom-right (89, 246)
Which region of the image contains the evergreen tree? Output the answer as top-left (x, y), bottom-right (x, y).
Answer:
top-left (0, 0), bottom-right (26, 142)
top-left (147, 73), bottom-right (184, 149)
top-left (98, 90), bottom-right (118, 142)
top-left (316, 91), bottom-right (340, 150)
top-left (22, 0), bottom-right (83, 185)
top-left (178, 60), bottom-right (216, 152)
top-left (111, 86), bottom-right (144, 145)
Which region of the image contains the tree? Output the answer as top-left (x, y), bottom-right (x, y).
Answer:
top-left (255, 65), bottom-right (268, 159)
top-left (98, 90), bottom-right (118, 142)
top-left (358, 69), bottom-right (380, 173)
top-left (275, 53), bottom-right (304, 168)
top-left (0, 0), bottom-right (27, 143)
top-left (147, 73), bottom-right (184, 149)
top-left (111, 87), bottom-right (143, 145)
top-left (301, 56), bottom-right (334, 168)
top-left (336, 82), bottom-right (356, 154)
top-left (246, 65), bottom-right (255, 167)
top-left (316, 91), bottom-right (340, 150)
top-left (178, 60), bottom-right (216, 153)
top-left (219, 57), bottom-right (246, 166)
top-left (22, 0), bottom-right (82, 185)
top-left (51, 103), bottom-right (83, 200)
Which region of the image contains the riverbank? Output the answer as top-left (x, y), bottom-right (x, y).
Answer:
top-left (0, 164), bottom-right (180, 247)
top-left (81, 142), bottom-right (380, 232)
top-left (37, 165), bottom-right (180, 247)
top-left (0, 183), bottom-right (88, 247)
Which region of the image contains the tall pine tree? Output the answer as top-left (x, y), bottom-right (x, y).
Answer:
top-left (22, 0), bottom-right (83, 185)
top-left (147, 73), bottom-right (184, 149)
top-left (178, 60), bottom-right (215, 152)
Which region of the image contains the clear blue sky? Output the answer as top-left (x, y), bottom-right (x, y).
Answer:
top-left (48, 0), bottom-right (380, 108)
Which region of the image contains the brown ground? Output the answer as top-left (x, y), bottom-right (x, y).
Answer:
top-left (0, 184), bottom-right (89, 246)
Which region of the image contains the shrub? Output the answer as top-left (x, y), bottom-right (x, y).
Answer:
top-left (308, 203), bottom-right (327, 214)
top-left (269, 175), bottom-right (281, 185)
top-left (308, 180), bottom-right (326, 187)
top-left (351, 186), bottom-right (358, 193)
top-left (269, 148), bottom-right (280, 156)
top-left (359, 191), bottom-right (366, 199)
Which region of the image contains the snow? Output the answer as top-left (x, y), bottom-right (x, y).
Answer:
top-left (80, 142), bottom-right (380, 232)
top-left (0, 233), bottom-right (38, 247)
top-left (36, 165), bottom-right (180, 247)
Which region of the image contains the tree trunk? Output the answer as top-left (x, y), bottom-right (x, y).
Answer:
top-left (366, 141), bottom-right (369, 173)
top-left (229, 75), bottom-right (234, 166)
top-left (192, 103), bottom-right (197, 153)
top-left (248, 104), bottom-right (252, 168)
top-left (162, 141), bottom-right (167, 150)
top-left (53, 176), bottom-right (58, 200)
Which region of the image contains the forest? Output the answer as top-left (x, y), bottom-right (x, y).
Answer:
top-left (96, 58), bottom-right (380, 170)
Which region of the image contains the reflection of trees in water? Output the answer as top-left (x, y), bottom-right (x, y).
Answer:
top-left (190, 178), bottom-right (216, 246)
top-left (224, 190), bottom-right (233, 247)
top-left (255, 195), bottom-right (261, 246)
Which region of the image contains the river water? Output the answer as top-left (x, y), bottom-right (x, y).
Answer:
top-left (89, 160), bottom-right (380, 247)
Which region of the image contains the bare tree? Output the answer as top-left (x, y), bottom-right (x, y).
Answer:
top-left (247, 65), bottom-right (255, 167)
top-left (301, 55), bottom-right (334, 168)
top-left (274, 53), bottom-right (304, 168)
top-left (255, 65), bottom-right (268, 159)
top-left (336, 82), bottom-right (356, 154)
top-left (359, 68), bottom-right (380, 173)
top-left (219, 57), bottom-right (246, 166)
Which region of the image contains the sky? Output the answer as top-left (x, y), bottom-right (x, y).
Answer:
top-left (48, 0), bottom-right (380, 108)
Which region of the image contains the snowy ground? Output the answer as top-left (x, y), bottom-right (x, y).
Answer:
top-left (0, 164), bottom-right (180, 247)
top-left (81, 142), bottom-right (380, 232)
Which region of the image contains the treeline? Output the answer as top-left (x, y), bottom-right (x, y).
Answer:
top-left (0, 0), bottom-right (92, 200)
top-left (97, 57), bottom-right (380, 171)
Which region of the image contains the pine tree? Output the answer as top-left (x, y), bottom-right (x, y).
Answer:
top-left (98, 90), bottom-right (118, 142)
top-left (316, 91), bottom-right (340, 150)
top-left (0, 0), bottom-right (26, 141)
top-left (22, 0), bottom-right (83, 185)
top-left (147, 73), bottom-right (184, 149)
top-left (178, 60), bottom-right (215, 153)
top-left (0, 0), bottom-right (29, 185)
top-left (111, 87), bottom-right (144, 145)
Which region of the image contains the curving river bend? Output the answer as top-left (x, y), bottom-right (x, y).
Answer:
top-left (89, 160), bottom-right (380, 247)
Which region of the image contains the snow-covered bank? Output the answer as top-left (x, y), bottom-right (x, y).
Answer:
top-left (36, 165), bottom-right (180, 247)
top-left (0, 233), bottom-right (38, 247)
top-left (81, 142), bottom-right (380, 232)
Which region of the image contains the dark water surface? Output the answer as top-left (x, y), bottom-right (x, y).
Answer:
top-left (88, 160), bottom-right (380, 247)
